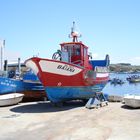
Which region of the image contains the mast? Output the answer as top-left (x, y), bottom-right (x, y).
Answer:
top-left (69, 22), bottom-right (81, 42)
top-left (0, 40), bottom-right (5, 71)
top-left (18, 57), bottom-right (21, 75)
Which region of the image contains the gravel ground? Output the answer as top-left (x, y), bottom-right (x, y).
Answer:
top-left (0, 101), bottom-right (140, 140)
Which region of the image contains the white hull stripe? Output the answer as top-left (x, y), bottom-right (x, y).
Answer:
top-left (26, 60), bottom-right (39, 75)
top-left (39, 60), bottom-right (82, 76)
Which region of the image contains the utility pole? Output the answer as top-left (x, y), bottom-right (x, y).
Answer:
top-left (0, 39), bottom-right (5, 71)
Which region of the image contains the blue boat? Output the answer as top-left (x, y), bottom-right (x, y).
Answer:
top-left (22, 70), bottom-right (45, 91)
top-left (0, 76), bottom-right (24, 94)
top-left (0, 70), bottom-right (44, 95)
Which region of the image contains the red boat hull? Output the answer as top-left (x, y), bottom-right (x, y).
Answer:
top-left (26, 57), bottom-right (109, 87)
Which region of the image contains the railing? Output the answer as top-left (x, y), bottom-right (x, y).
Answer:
top-left (72, 60), bottom-right (83, 65)
top-left (95, 66), bottom-right (109, 73)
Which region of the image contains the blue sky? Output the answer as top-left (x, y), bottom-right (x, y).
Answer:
top-left (0, 0), bottom-right (140, 65)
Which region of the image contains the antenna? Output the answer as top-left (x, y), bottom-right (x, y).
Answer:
top-left (69, 22), bottom-right (81, 42)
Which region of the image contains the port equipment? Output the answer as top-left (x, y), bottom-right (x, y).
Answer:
top-left (85, 92), bottom-right (108, 109)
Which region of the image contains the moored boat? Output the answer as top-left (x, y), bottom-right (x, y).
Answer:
top-left (127, 75), bottom-right (140, 83)
top-left (0, 93), bottom-right (24, 106)
top-left (110, 78), bottom-right (124, 85)
top-left (129, 78), bottom-right (140, 83)
top-left (25, 22), bottom-right (110, 103)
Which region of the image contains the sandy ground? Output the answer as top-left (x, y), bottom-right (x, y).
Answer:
top-left (0, 101), bottom-right (140, 140)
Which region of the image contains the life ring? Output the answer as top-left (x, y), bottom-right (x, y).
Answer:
top-left (52, 50), bottom-right (62, 61)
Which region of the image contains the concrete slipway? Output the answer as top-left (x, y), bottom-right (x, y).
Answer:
top-left (0, 101), bottom-right (140, 140)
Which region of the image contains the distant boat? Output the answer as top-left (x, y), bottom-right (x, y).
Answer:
top-left (25, 22), bottom-right (110, 103)
top-left (127, 75), bottom-right (140, 83)
top-left (123, 94), bottom-right (140, 108)
top-left (0, 93), bottom-right (24, 106)
top-left (129, 78), bottom-right (140, 83)
top-left (110, 78), bottom-right (124, 85)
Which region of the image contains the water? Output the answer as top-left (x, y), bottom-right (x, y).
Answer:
top-left (102, 73), bottom-right (140, 96)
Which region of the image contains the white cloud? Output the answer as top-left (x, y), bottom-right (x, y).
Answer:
top-left (108, 55), bottom-right (140, 65)
top-left (92, 53), bottom-right (99, 59)
top-left (133, 57), bottom-right (140, 60)
top-left (4, 51), bottom-right (20, 62)
top-left (129, 57), bottom-right (140, 65)
top-left (0, 49), bottom-right (22, 70)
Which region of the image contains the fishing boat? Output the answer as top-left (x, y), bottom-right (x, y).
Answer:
top-left (0, 93), bottom-right (24, 106)
top-left (0, 40), bottom-right (46, 100)
top-left (110, 78), bottom-right (124, 85)
top-left (123, 94), bottom-right (140, 108)
top-left (22, 70), bottom-right (44, 91)
top-left (22, 70), bottom-right (46, 100)
top-left (0, 63), bottom-right (45, 101)
top-left (127, 75), bottom-right (140, 83)
top-left (25, 22), bottom-right (110, 103)
top-left (0, 76), bottom-right (24, 94)
top-left (129, 78), bottom-right (140, 83)
top-left (0, 70), bottom-right (45, 94)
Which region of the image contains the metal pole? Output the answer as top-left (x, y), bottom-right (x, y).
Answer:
top-left (18, 57), bottom-right (21, 74)
top-left (1, 40), bottom-right (5, 71)
top-left (2, 40), bottom-right (5, 70)
top-left (1, 44), bottom-right (2, 70)
top-left (0, 40), bottom-right (4, 71)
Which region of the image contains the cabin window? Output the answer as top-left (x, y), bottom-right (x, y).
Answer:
top-left (84, 48), bottom-right (87, 57)
top-left (72, 45), bottom-right (81, 56)
top-left (70, 46), bottom-right (74, 56)
top-left (75, 45), bottom-right (80, 55)
top-left (63, 45), bottom-right (81, 55)
top-left (62, 46), bottom-right (68, 52)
